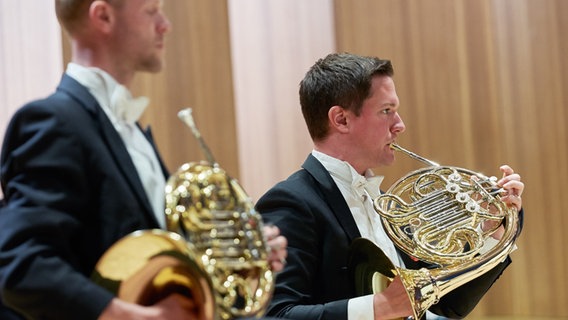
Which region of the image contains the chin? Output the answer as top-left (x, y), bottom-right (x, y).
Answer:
top-left (140, 58), bottom-right (164, 73)
top-left (378, 155), bottom-right (396, 167)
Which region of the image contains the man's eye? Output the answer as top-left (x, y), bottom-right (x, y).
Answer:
top-left (381, 109), bottom-right (391, 114)
top-left (147, 7), bottom-right (159, 15)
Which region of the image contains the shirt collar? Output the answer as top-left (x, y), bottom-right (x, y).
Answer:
top-left (65, 63), bottom-right (149, 124)
top-left (312, 150), bottom-right (384, 198)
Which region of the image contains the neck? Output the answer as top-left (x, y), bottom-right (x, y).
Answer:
top-left (71, 42), bottom-right (134, 88)
top-left (314, 144), bottom-right (368, 176)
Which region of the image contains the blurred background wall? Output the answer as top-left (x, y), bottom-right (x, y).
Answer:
top-left (0, 0), bottom-right (63, 169)
top-left (1, 0), bottom-right (566, 318)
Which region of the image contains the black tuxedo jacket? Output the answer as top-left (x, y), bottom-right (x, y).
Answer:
top-left (256, 154), bottom-right (515, 320)
top-left (0, 75), bottom-right (168, 319)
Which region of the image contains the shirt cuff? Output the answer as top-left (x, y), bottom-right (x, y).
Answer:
top-left (347, 294), bottom-right (374, 320)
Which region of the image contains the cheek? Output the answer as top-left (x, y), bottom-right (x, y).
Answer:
top-left (371, 121), bottom-right (392, 139)
top-left (351, 116), bottom-right (389, 143)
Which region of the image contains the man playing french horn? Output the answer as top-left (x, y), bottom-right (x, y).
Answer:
top-left (0, 1), bottom-right (287, 319)
top-left (256, 52), bottom-right (524, 320)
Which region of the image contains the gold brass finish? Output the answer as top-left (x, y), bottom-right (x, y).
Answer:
top-left (93, 108), bottom-right (273, 319)
top-left (92, 229), bottom-right (216, 318)
top-left (165, 108), bottom-right (274, 319)
top-left (352, 143), bottom-right (520, 320)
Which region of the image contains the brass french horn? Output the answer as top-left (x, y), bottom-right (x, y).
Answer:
top-left (165, 109), bottom-right (274, 319)
top-left (92, 108), bottom-right (273, 319)
top-left (350, 143), bottom-right (520, 320)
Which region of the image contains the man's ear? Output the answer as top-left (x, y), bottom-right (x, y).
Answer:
top-left (328, 105), bottom-right (349, 133)
top-left (89, 0), bottom-right (115, 33)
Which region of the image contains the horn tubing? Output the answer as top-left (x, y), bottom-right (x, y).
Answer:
top-left (178, 108), bottom-right (217, 166)
top-left (375, 144), bottom-right (521, 319)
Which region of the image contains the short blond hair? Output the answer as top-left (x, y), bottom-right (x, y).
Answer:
top-left (54, 0), bottom-right (93, 34)
top-left (54, 0), bottom-right (124, 35)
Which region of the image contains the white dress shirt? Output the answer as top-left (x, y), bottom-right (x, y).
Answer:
top-left (65, 63), bottom-right (166, 228)
top-left (312, 150), bottom-right (405, 320)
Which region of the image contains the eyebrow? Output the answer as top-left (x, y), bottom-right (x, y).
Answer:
top-left (382, 102), bottom-right (398, 108)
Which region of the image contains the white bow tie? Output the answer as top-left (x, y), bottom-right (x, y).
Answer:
top-left (110, 84), bottom-right (149, 124)
top-left (353, 175), bottom-right (382, 199)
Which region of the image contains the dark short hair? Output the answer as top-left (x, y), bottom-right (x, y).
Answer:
top-left (299, 52), bottom-right (393, 141)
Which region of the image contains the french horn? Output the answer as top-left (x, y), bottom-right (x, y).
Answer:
top-left (350, 143), bottom-right (520, 320)
top-left (93, 108), bottom-right (273, 319)
top-left (165, 108), bottom-right (274, 319)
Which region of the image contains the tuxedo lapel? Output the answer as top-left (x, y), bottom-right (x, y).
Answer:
top-left (57, 75), bottom-right (159, 227)
top-left (302, 154), bottom-right (361, 242)
top-left (140, 124), bottom-right (170, 178)
top-left (96, 113), bottom-right (159, 226)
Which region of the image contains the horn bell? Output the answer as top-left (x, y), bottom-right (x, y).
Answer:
top-left (92, 229), bottom-right (216, 319)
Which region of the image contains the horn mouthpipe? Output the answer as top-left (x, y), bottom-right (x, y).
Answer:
top-left (390, 143), bottom-right (440, 167)
top-left (178, 108), bottom-right (217, 166)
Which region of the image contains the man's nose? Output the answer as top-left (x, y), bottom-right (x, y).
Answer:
top-left (392, 113), bottom-right (406, 134)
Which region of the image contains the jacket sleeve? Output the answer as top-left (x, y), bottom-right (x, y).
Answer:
top-left (256, 181), bottom-right (351, 320)
top-left (0, 102), bottom-right (114, 320)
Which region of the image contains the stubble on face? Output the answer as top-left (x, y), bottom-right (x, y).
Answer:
top-left (353, 76), bottom-right (402, 171)
top-left (114, 0), bottom-right (168, 75)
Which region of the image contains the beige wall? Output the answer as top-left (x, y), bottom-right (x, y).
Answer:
top-left (227, 0), bottom-right (335, 200)
top-left (134, 1), bottom-right (240, 177)
top-left (2, 0), bottom-right (567, 318)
